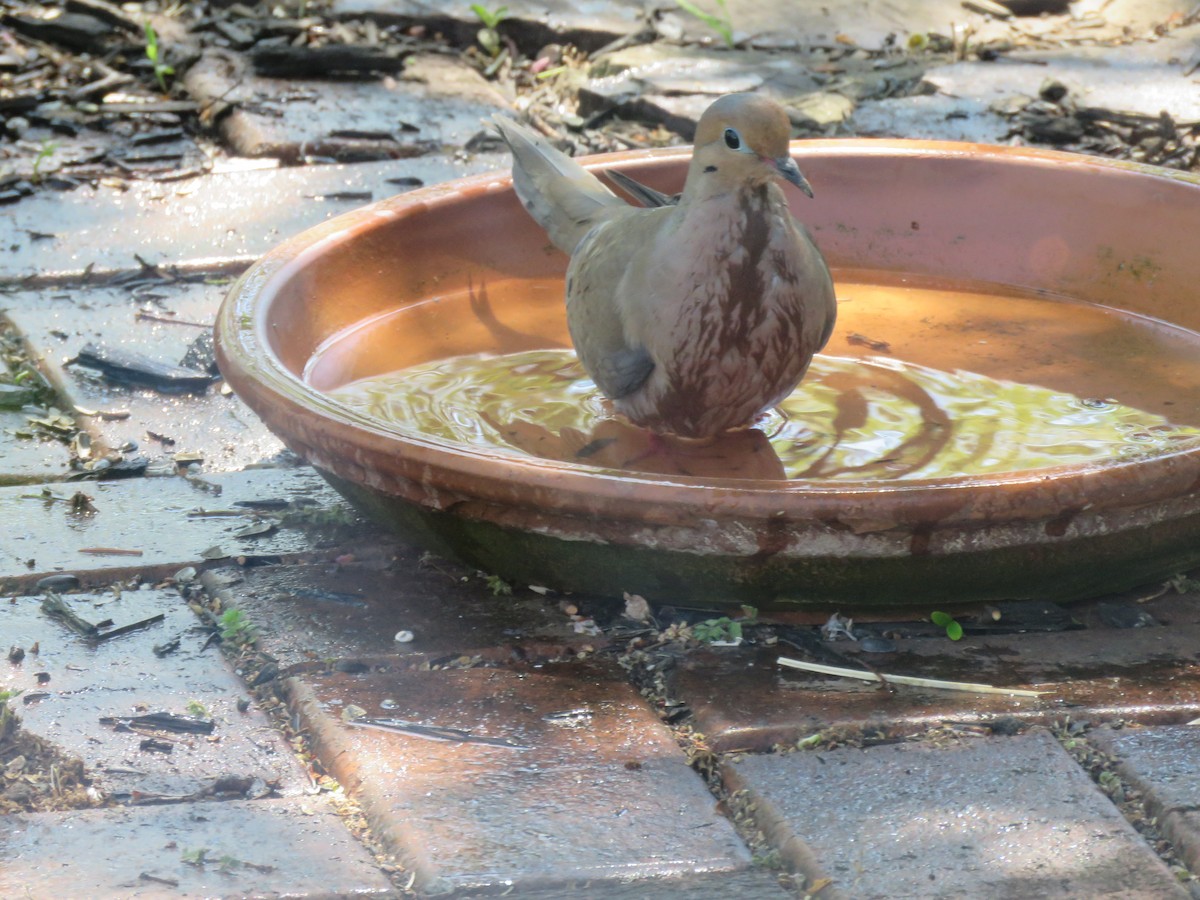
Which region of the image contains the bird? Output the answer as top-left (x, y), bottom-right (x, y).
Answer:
top-left (492, 93), bottom-right (836, 440)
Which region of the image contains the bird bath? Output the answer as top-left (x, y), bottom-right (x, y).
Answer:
top-left (215, 140), bottom-right (1200, 609)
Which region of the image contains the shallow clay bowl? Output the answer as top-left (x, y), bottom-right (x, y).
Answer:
top-left (216, 140), bottom-right (1200, 609)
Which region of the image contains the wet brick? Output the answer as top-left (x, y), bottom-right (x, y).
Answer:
top-left (0, 797), bottom-right (393, 897)
top-left (0, 466), bottom-right (355, 590)
top-left (198, 554), bottom-right (587, 669)
top-left (1, 587), bottom-right (306, 800)
top-left (0, 156), bottom-right (502, 282)
top-left (1091, 724), bottom-right (1200, 873)
top-left (670, 617), bottom-right (1200, 752)
top-left (287, 660), bottom-right (751, 894)
top-left (726, 728), bottom-right (1188, 899)
top-left (4, 279), bottom-right (283, 472)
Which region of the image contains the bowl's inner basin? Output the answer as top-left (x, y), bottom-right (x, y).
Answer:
top-left (304, 271), bottom-right (1200, 482)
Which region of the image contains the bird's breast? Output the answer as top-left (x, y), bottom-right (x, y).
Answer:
top-left (618, 190), bottom-right (821, 437)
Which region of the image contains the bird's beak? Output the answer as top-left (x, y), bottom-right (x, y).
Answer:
top-left (772, 156), bottom-right (814, 199)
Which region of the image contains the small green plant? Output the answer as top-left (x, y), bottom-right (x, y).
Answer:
top-left (693, 606), bottom-right (757, 644)
top-left (930, 610), bottom-right (963, 641)
top-left (30, 140), bottom-right (58, 184)
top-left (218, 608), bottom-right (256, 645)
top-left (675, 0), bottom-right (735, 48)
top-left (181, 847), bottom-right (210, 866)
top-left (144, 21), bottom-right (174, 93)
top-left (181, 846), bottom-right (272, 873)
top-left (1097, 769), bottom-right (1121, 796)
top-left (693, 616), bottom-right (742, 643)
top-left (470, 4), bottom-right (509, 57)
top-left (185, 699), bottom-right (209, 718)
top-left (484, 573), bottom-right (513, 596)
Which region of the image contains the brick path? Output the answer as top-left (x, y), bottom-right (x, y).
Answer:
top-left (4, 3), bottom-right (1200, 898)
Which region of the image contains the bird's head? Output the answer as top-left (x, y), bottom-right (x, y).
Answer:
top-left (688, 93), bottom-right (813, 199)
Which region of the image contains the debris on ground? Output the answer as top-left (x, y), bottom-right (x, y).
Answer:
top-left (0, 691), bottom-right (100, 813)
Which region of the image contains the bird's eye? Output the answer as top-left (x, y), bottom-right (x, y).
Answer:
top-left (723, 128), bottom-right (741, 150)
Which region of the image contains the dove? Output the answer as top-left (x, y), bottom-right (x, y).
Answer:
top-left (493, 93), bottom-right (836, 439)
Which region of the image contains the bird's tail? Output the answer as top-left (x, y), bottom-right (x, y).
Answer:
top-left (491, 116), bottom-right (626, 255)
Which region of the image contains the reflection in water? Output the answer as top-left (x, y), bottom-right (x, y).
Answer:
top-left (329, 349), bottom-right (1200, 481)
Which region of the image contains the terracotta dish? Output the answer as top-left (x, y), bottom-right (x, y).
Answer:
top-left (215, 140), bottom-right (1200, 608)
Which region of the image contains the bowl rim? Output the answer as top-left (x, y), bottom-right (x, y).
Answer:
top-left (215, 138), bottom-right (1200, 527)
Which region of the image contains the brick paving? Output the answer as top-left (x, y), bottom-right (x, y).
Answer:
top-left (725, 730), bottom-right (1190, 899)
top-left (4, 2), bottom-right (1200, 898)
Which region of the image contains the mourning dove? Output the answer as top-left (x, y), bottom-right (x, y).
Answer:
top-left (493, 93), bottom-right (837, 439)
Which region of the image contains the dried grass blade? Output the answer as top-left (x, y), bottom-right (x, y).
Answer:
top-left (777, 655), bottom-right (1048, 697)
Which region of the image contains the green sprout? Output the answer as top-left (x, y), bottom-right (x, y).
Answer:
top-left (693, 605), bottom-right (757, 644)
top-left (692, 616), bottom-right (741, 643)
top-left (675, 0), bottom-right (735, 47)
top-left (31, 140), bottom-right (58, 184)
top-left (796, 732), bottom-right (824, 750)
top-left (470, 4), bottom-right (509, 58)
top-left (218, 608), bottom-right (256, 646)
top-left (144, 21), bottom-right (175, 93)
top-left (930, 610), bottom-right (963, 641)
top-left (484, 573), bottom-right (513, 596)
top-left (185, 699), bottom-right (209, 718)
top-left (181, 847), bottom-right (210, 866)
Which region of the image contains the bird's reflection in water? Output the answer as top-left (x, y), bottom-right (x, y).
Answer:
top-left (329, 349), bottom-right (1200, 483)
top-left (482, 413), bottom-right (788, 480)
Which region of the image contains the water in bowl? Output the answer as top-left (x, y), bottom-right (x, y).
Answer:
top-left (310, 273), bottom-right (1200, 482)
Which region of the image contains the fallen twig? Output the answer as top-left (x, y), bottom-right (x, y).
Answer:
top-left (777, 655), bottom-right (1048, 697)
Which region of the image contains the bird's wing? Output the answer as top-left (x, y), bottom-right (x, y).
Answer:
top-left (594, 346), bottom-right (656, 400)
top-left (492, 116), bottom-right (627, 255)
top-left (604, 169), bottom-right (680, 208)
top-left (565, 213), bottom-right (666, 400)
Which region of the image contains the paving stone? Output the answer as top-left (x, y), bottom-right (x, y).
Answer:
top-left (667, 0), bottom-right (1196, 49)
top-left (0, 797), bottom-right (393, 897)
top-left (0, 155), bottom-right (504, 282)
top-left (186, 49), bottom-right (511, 163)
top-left (725, 729), bottom-right (1189, 899)
top-left (924, 25), bottom-right (1200, 119)
top-left (670, 600), bottom-right (1200, 751)
top-left (851, 92), bottom-right (1014, 143)
top-left (1090, 725), bottom-right (1200, 872)
top-left (0, 113), bottom-right (210, 186)
top-left (658, 0), bottom-right (1014, 50)
top-left (288, 661), bottom-right (751, 894)
top-left (451, 869), bottom-right (797, 898)
top-left (331, 0), bottom-right (643, 49)
top-left (581, 44), bottom-right (823, 137)
top-left (0, 466), bottom-right (357, 590)
top-left (1, 586), bottom-right (306, 801)
top-left (200, 553), bottom-right (587, 670)
top-left (2, 278), bottom-right (284, 472)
